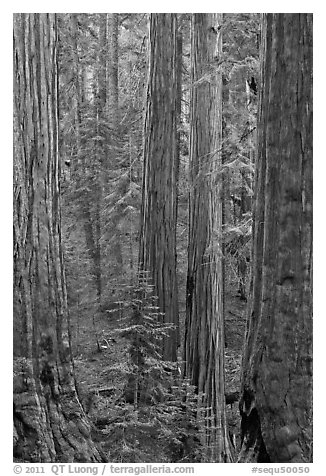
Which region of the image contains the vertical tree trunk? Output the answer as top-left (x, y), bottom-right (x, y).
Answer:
top-left (99, 15), bottom-right (108, 108)
top-left (71, 14), bottom-right (102, 300)
top-left (13, 13), bottom-right (103, 462)
top-left (105, 13), bottom-right (123, 268)
top-left (139, 13), bottom-right (179, 361)
top-left (175, 24), bottom-right (183, 349)
top-left (176, 28), bottom-right (183, 186)
top-left (221, 64), bottom-right (231, 345)
top-left (184, 13), bottom-right (233, 462)
top-left (107, 13), bottom-right (119, 127)
top-left (71, 14), bottom-right (81, 174)
top-left (238, 14), bottom-right (313, 463)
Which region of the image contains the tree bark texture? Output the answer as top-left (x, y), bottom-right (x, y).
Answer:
top-left (238, 14), bottom-right (313, 463)
top-left (184, 13), bottom-right (233, 462)
top-left (13, 14), bottom-right (104, 462)
top-left (139, 14), bottom-right (179, 362)
top-left (104, 13), bottom-right (124, 269)
top-left (107, 13), bottom-right (119, 127)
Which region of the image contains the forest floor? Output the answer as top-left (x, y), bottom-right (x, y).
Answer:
top-left (73, 287), bottom-right (247, 462)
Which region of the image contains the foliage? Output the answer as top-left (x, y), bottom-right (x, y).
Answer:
top-left (85, 274), bottom-right (202, 462)
top-left (221, 13), bottom-right (260, 298)
top-left (58, 13), bottom-right (147, 324)
top-left (110, 272), bottom-right (176, 406)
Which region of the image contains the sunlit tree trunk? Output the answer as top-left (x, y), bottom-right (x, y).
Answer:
top-left (184, 13), bottom-right (233, 462)
top-left (139, 13), bottom-right (179, 361)
top-left (13, 13), bottom-right (104, 462)
top-left (238, 14), bottom-right (313, 463)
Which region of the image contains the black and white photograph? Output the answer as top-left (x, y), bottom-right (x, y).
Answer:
top-left (12, 9), bottom-right (313, 469)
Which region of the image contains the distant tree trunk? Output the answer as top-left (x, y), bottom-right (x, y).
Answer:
top-left (175, 28), bottom-right (183, 348)
top-left (105, 13), bottom-right (123, 269)
top-left (176, 28), bottom-right (183, 185)
top-left (71, 14), bottom-right (81, 173)
top-left (107, 13), bottom-right (119, 127)
top-left (238, 14), bottom-right (313, 463)
top-left (13, 14), bottom-right (104, 462)
top-left (71, 14), bottom-right (102, 300)
top-left (184, 13), bottom-right (233, 462)
top-left (139, 13), bottom-right (179, 361)
top-left (99, 15), bottom-right (107, 108)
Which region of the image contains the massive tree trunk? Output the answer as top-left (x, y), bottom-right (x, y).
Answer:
top-left (139, 13), bottom-right (179, 362)
top-left (238, 14), bottom-right (313, 463)
top-left (184, 13), bottom-right (233, 463)
top-left (13, 13), bottom-right (104, 462)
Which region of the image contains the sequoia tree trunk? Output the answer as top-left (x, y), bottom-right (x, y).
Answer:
top-left (184, 13), bottom-right (233, 463)
top-left (238, 14), bottom-right (313, 463)
top-left (13, 13), bottom-right (104, 462)
top-left (139, 13), bottom-right (179, 361)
